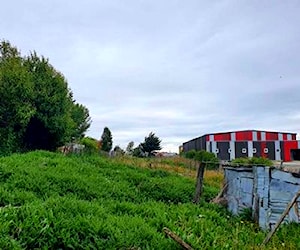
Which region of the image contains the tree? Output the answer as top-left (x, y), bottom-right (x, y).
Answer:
top-left (125, 141), bottom-right (134, 155)
top-left (0, 41), bottom-right (34, 154)
top-left (132, 144), bottom-right (145, 157)
top-left (113, 145), bottom-right (125, 156)
top-left (22, 52), bottom-right (73, 150)
top-left (140, 132), bottom-right (162, 156)
top-left (0, 40), bottom-right (91, 154)
top-left (100, 127), bottom-right (112, 152)
top-left (70, 103), bottom-right (91, 140)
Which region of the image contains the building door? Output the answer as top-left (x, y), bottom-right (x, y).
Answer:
top-left (291, 149), bottom-right (300, 160)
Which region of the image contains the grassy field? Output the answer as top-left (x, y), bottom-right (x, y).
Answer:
top-left (0, 151), bottom-right (299, 249)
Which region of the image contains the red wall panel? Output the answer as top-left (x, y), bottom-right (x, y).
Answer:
top-left (283, 141), bottom-right (298, 161)
top-left (261, 141), bottom-right (267, 158)
top-left (214, 133), bottom-right (231, 141)
top-left (266, 132), bottom-right (278, 141)
top-left (257, 131), bottom-right (261, 141)
top-left (283, 134), bottom-right (287, 141)
top-left (236, 131), bottom-right (253, 141)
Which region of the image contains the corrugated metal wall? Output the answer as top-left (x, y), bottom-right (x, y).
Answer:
top-left (224, 166), bottom-right (300, 230)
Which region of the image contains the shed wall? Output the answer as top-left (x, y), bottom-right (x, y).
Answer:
top-left (224, 166), bottom-right (300, 230)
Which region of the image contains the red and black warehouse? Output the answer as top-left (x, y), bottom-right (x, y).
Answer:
top-left (182, 130), bottom-right (300, 162)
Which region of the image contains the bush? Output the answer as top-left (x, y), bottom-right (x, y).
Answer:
top-left (184, 150), bottom-right (197, 159)
top-left (248, 157), bottom-right (273, 166)
top-left (230, 157), bottom-right (249, 166)
top-left (231, 157), bottom-right (273, 166)
top-left (80, 137), bottom-right (98, 155)
top-left (183, 150), bottom-right (219, 170)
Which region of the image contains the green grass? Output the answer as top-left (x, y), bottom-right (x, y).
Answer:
top-left (231, 157), bottom-right (273, 166)
top-left (0, 151), bottom-right (299, 249)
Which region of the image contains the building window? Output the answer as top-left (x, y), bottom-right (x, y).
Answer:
top-left (215, 148), bottom-right (219, 153)
top-left (253, 148), bottom-right (257, 153)
top-left (228, 148), bottom-right (232, 153)
top-left (276, 149), bottom-right (281, 152)
top-left (264, 148), bottom-right (269, 154)
top-left (242, 148), bottom-right (247, 154)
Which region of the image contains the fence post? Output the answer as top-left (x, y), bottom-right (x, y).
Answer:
top-left (193, 161), bottom-right (205, 204)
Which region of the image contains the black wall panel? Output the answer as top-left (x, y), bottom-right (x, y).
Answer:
top-left (280, 141), bottom-right (284, 160)
top-left (201, 136), bottom-right (206, 150)
top-left (266, 141), bottom-right (275, 160)
top-left (195, 138), bottom-right (201, 150)
top-left (183, 136), bottom-right (207, 152)
top-left (235, 142), bottom-right (248, 158)
top-left (217, 142), bottom-right (230, 160)
top-left (253, 142), bottom-right (261, 158)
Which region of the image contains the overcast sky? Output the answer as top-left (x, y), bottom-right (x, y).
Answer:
top-left (2, 1), bottom-right (300, 152)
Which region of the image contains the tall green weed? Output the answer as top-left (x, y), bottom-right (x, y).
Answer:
top-left (0, 151), bottom-right (298, 249)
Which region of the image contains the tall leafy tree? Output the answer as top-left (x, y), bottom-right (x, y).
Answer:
top-left (100, 127), bottom-right (113, 152)
top-left (0, 41), bottom-right (35, 154)
top-left (70, 103), bottom-right (91, 140)
top-left (22, 52), bottom-right (73, 150)
top-left (140, 132), bottom-right (162, 156)
top-left (0, 40), bottom-right (91, 154)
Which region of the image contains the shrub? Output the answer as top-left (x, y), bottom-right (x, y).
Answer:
top-left (231, 157), bottom-right (273, 167)
top-left (80, 137), bottom-right (98, 154)
top-left (248, 157), bottom-right (273, 166)
top-left (184, 150), bottom-right (197, 159)
top-left (230, 157), bottom-right (249, 166)
top-left (183, 150), bottom-right (219, 170)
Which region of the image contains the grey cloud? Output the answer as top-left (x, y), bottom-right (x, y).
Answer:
top-left (1, 1), bottom-right (300, 152)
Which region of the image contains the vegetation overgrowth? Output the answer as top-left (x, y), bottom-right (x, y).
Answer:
top-left (0, 41), bottom-right (91, 155)
top-left (182, 150), bottom-right (219, 170)
top-left (0, 151), bottom-right (299, 249)
top-left (112, 156), bottom-right (223, 194)
top-left (231, 157), bottom-right (273, 166)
